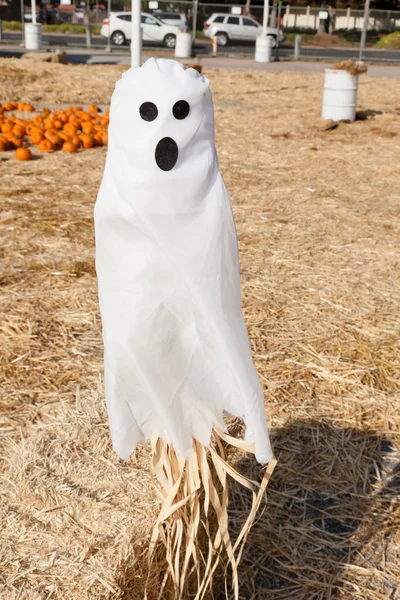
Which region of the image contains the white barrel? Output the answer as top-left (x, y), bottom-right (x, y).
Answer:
top-left (175, 32), bottom-right (192, 59)
top-left (25, 23), bottom-right (42, 50)
top-left (322, 69), bottom-right (358, 122)
top-left (255, 35), bottom-right (272, 63)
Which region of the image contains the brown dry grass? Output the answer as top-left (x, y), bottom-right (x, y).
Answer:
top-left (1, 59), bottom-right (399, 600)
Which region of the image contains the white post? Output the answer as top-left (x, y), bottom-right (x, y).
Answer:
top-left (20, 0), bottom-right (25, 45)
top-left (284, 4), bottom-right (289, 28)
top-left (192, 0), bottom-right (198, 42)
top-left (31, 0), bottom-right (37, 24)
top-left (262, 0), bottom-right (270, 32)
top-left (359, 0), bottom-right (370, 62)
top-left (255, 0), bottom-right (271, 62)
top-left (346, 7), bottom-right (351, 30)
top-left (306, 5), bottom-right (310, 28)
top-left (106, 0), bottom-right (111, 52)
top-left (131, 0), bottom-right (141, 68)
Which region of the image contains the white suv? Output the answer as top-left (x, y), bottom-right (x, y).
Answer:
top-left (203, 13), bottom-right (284, 47)
top-left (101, 12), bottom-right (182, 48)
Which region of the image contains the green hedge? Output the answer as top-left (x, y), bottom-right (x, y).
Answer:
top-left (376, 31), bottom-right (400, 48)
top-left (2, 21), bottom-right (101, 35)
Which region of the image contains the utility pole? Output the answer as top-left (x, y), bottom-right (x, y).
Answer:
top-left (192, 0), bottom-right (198, 44)
top-left (20, 0), bottom-right (25, 45)
top-left (359, 0), bottom-right (370, 62)
top-left (106, 0), bottom-right (111, 52)
top-left (262, 0), bottom-right (269, 33)
top-left (31, 0), bottom-right (36, 24)
top-left (131, 0), bottom-right (141, 68)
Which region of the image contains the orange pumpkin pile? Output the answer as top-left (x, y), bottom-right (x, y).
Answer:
top-left (0, 101), bottom-right (109, 160)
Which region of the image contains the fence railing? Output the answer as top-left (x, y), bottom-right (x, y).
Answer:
top-left (282, 6), bottom-right (400, 32)
top-left (82, 3), bottom-right (400, 32)
top-left (5, 2), bottom-right (400, 32)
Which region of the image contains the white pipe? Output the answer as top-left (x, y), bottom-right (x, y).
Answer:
top-left (20, 0), bottom-right (25, 44)
top-left (262, 0), bottom-right (269, 33)
top-left (31, 0), bottom-right (37, 24)
top-left (106, 0), bottom-right (111, 52)
top-left (131, 0), bottom-right (141, 68)
top-left (359, 0), bottom-right (370, 62)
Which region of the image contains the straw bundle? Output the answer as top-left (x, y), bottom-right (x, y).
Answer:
top-left (147, 431), bottom-right (276, 600)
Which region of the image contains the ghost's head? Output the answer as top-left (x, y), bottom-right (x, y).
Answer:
top-left (107, 59), bottom-right (217, 209)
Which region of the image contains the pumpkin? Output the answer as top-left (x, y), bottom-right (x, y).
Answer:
top-left (64, 123), bottom-right (78, 137)
top-left (79, 134), bottom-right (94, 149)
top-left (80, 112), bottom-right (92, 122)
top-left (13, 125), bottom-right (26, 139)
top-left (44, 118), bottom-right (55, 130)
top-left (62, 141), bottom-right (77, 153)
top-left (68, 115), bottom-right (80, 128)
top-left (1, 100), bottom-right (109, 157)
top-left (93, 133), bottom-right (103, 147)
top-left (38, 139), bottom-right (55, 152)
top-left (82, 122), bottom-right (94, 134)
top-left (8, 136), bottom-right (23, 149)
top-left (45, 130), bottom-right (62, 148)
top-left (30, 131), bottom-right (45, 145)
top-left (32, 115), bottom-right (44, 127)
top-left (1, 123), bottom-right (13, 134)
top-left (15, 147), bottom-right (32, 161)
top-left (70, 134), bottom-right (82, 148)
top-left (4, 101), bottom-right (17, 111)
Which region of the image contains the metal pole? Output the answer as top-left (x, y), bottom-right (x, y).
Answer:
top-left (106, 0), bottom-right (111, 52)
top-left (131, 0), bottom-right (141, 68)
top-left (262, 0), bottom-right (269, 34)
top-left (359, 0), bottom-right (370, 62)
top-left (274, 1), bottom-right (282, 61)
top-left (85, 23), bottom-right (92, 47)
top-left (294, 34), bottom-right (301, 59)
top-left (20, 0), bottom-right (25, 45)
top-left (192, 0), bottom-right (198, 44)
top-left (31, 0), bottom-right (37, 24)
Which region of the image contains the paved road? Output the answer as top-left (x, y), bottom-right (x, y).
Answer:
top-left (2, 30), bottom-right (400, 62)
top-left (2, 44), bottom-right (400, 77)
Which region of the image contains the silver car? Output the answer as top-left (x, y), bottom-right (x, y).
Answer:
top-left (100, 12), bottom-right (181, 48)
top-left (203, 13), bottom-right (284, 47)
top-left (152, 11), bottom-right (187, 29)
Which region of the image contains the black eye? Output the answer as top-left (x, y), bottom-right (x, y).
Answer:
top-left (139, 102), bottom-right (158, 122)
top-left (173, 100), bottom-right (190, 120)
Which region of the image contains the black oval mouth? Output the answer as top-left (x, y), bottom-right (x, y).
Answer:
top-left (155, 137), bottom-right (178, 172)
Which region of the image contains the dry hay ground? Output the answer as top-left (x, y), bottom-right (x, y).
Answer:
top-left (0, 58), bottom-right (399, 600)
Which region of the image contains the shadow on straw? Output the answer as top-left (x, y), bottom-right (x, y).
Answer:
top-left (111, 420), bottom-right (399, 600)
top-left (215, 420), bottom-right (399, 600)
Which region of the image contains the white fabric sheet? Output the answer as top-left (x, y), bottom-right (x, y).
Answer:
top-left (94, 58), bottom-right (272, 464)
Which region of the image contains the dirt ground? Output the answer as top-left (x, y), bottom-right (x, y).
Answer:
top-left (1, 58), bottom-right (399, 600)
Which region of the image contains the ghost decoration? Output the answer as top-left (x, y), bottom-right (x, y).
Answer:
top-left (95, 58), bottom-right (275, 599)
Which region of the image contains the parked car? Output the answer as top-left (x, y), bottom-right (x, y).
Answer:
top-left (73, 9), bottom-right (85, 21)
top-left (24, 9), bottom-right (41, 23)
top-left (101, 12), bottom-right (181, 48)
top-left (152, 10), bottom-right (187, 29)
top-left (203, 13), bottom-right (285, 47)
